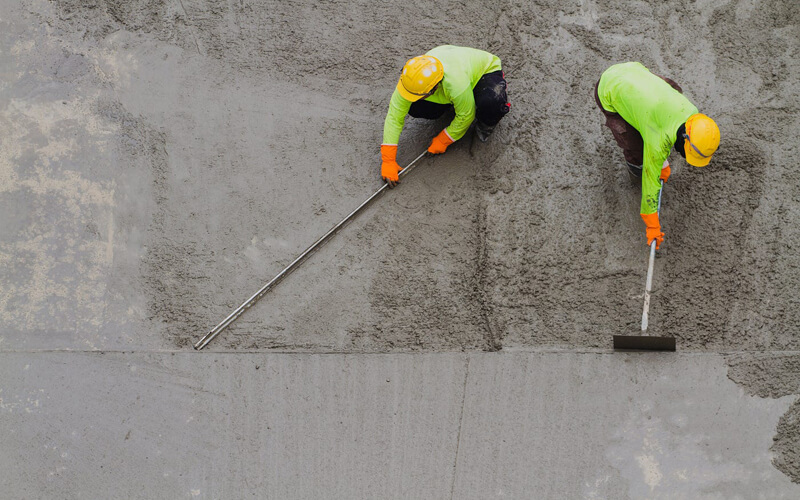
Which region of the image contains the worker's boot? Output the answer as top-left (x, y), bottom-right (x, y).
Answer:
top-left (627, 161), bottom-right (643, 184)
top-left (475, 121), bottom-right (495, 142)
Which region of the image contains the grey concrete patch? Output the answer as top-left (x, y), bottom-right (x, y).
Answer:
top-left (1, 352), bottom-right (798, 499)
top-left (0, 352), bottom-right (467, 499)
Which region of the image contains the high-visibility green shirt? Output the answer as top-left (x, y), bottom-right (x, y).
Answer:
top-left (382, 45), bottom-right (502, 145)
top-left (598, 62), bottom-right (698, 215)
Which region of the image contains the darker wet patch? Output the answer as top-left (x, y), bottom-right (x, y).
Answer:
top-left (475, 198), bottom-right (503, 352)
top-left (366, 217), bottom-right (488, 351)
top-left (141, 240), bottom-right (216, 347)
top-left (366, 141), bottom-right (498, 352)
top-left (659, 138), bottom-right (767, 349)
top-left (774, 401), bottom-right (800, 484)
top-left (727, 354), bottom-right (800, 399)
top-left (727, 354), bottom-right (800, 484)
top-left (54, 1), bottom-right (171, 38)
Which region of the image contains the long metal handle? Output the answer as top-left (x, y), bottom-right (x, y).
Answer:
top-left (640, 179), bottom-right (665, 332)
top-left (194, 151), bottom-right (428, 350)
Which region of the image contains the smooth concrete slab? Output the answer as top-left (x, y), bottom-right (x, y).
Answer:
top-left (454, 352), bottom-right (798, 499)
top-left (1, 351), bottom-right (797, 499)
top-left (0, 352), bottom-right (467, 499)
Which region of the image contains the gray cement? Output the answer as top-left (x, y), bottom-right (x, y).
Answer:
top-left (1, 352), bottom-right (798, 499)
top-left (1, 0), bottom-right (800, 496)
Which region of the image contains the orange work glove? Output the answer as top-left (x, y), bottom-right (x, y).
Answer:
top-left (660, 160), bottom-right (671, 182)
top-left (427, 129), bottom-right (455, 154)
top-left (381, 144), bottom-right (401, 187)
top-left (641, 212), bottom-right (664, 249)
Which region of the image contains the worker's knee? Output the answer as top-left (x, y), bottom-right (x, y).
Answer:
top-left (474, 71), bottom-right (510, 127)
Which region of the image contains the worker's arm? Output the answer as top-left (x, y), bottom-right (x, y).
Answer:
top-left (381, 90), bottom-right (413, 186)
top-left (640, 145), bottom-right (667, 248)
top-left (445, 89), bottom-right (477, 141)
top-left (427, 89), bottom-right (475, 155)
top-left (382, 89), bottom-right (412, 146)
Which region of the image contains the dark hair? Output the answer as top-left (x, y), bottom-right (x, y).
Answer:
top-left (674, 123), bottom-right (687, 159)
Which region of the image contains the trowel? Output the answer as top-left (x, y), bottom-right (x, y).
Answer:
top-left (613, 179), bottom-right (676, 351)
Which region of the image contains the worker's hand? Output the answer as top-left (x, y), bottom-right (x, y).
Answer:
top-left (646, 226), bottom-right (665, 249)
top-left (427, 129), bottom-right (455, 155)
top-left (660, 160), bottom-right (671, 182)
top-left (641, 213), bottom-right (664, 249)
top-left (381, 144), bottom-right (401, 188)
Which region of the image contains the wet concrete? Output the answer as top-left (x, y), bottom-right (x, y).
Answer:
top-left (1, 0), bottom-right (799, 495)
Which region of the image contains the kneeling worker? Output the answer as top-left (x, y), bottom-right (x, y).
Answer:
top-left (381, 45), bottom-right (511, 187)
top-left (595, 61), bottom-right (720, 249)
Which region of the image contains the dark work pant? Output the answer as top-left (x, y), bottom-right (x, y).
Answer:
top-left (408, 71), bottom-right (510, 126)
top-left (594, 76), bottom-right (682, 167)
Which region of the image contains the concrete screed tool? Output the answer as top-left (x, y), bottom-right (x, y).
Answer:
top-left (194, 151), bottom-right (429, 350)
top-left (613, 179), bottom-right (676, 352)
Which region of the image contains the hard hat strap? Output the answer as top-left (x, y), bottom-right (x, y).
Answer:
top-left (683, 133), bottom-right (710, 158)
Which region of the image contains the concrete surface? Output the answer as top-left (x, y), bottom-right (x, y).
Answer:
top-left (1, 352), bottom-right (798, 499)
top-left (2, 0), bottom-right (800, 497)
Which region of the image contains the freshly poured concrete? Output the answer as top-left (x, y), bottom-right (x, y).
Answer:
top-left (2, 0), bottom-right (800, 497)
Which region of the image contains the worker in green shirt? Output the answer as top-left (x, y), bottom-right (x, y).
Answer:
top-left (380, 45), bottom-right (511, 187)
top-left (595, 61), bottom-right (720, 249)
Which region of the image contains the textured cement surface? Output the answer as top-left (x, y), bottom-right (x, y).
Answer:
top-left (1, 0), bottom-right (800, 496)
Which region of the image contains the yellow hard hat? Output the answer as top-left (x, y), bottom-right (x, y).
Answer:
top-left (683, 113), bottom-right (720, 167)
top-left (396, 55), bottom-right (443, 102)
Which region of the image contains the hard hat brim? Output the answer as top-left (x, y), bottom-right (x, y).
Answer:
top-left (397, 79), bottom-right (425, 102)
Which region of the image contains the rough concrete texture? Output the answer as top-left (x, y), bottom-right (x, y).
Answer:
top-left (2, 0), bottom-right (800, 495)
top-left (4, 0), bottom-right (796, 352)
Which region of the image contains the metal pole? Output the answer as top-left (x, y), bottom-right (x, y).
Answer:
top-left (194, 151), bottom-right (428, 350)
top-left (640, 179), bottom-right (665, 332)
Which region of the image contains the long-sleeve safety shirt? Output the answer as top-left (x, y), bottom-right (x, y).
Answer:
top-left (382, 45), bottom-right (502, 145)
top-left (597, 62), bottom-right (698, 216)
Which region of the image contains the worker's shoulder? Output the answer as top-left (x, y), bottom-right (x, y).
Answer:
top-left (604, 61), bottom-right (650, 77)
top-left (429, 44), bottom-right (478, 52)
top-left (428, 45), bottom-right (495, 57)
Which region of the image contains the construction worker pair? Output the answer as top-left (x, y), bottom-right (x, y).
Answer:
top-left (382, 50), bottom-right (721, 251)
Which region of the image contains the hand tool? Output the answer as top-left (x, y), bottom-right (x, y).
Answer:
top-left (613, 179), bottom-right (676, 351)
top-left (194, 151), bottom-right (428, 350)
